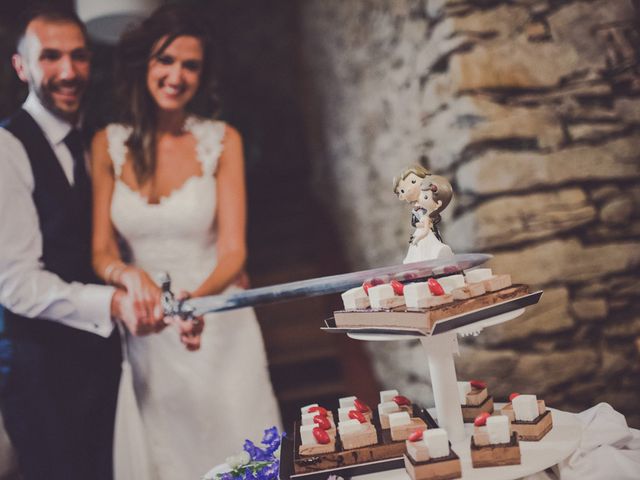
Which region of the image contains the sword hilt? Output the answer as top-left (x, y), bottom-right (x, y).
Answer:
top-left (158, 272), bottom-right (196, 320)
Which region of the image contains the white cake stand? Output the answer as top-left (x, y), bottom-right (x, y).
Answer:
top-left (344, 307), bottom-right (582, 479)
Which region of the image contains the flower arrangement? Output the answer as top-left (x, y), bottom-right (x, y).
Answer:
top-left (203, 427), bottom-right (281, 480)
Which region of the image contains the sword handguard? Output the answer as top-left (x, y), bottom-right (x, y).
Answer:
top-left (158, 272), bottom-right (195, 320)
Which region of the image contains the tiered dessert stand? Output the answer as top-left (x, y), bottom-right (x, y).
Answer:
top-left (324, 280), bottom-right (582, 479)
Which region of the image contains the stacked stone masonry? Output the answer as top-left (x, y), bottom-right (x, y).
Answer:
top-left (301, 0), bottom-right (640, 427)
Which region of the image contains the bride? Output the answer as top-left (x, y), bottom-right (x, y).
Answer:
top-left (91, 5), bottom-right (280, 478)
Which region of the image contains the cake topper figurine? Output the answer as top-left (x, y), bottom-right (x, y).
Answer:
top-left (394, 166), bottom-right (454, 263)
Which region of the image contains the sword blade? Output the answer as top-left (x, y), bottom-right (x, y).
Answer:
top-left (186, 253), bottom-right (491, 315)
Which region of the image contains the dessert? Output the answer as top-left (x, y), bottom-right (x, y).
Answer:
top-left (404, 428), bottom-right (461, 480)
top-left (338, 415), bottom-right (378, 450)
top-left (501, 393), bottom-right (553, 441)
top-left (298, 404), bottom-right (336, 456)
top-left (378, 390), bottom-right (413, 428)
top-left (337, 396), bottom-right (373, 422)
top-left (388, 411), bottom-right (428, 442)
top-left (458, 380), bottom-right (494, 422)
top-left (341, 286), bottom-right (370, 310)
top-left (368, 283), bottom-right (405, 309)
top-left (470, 413), bottom-right (521, 468)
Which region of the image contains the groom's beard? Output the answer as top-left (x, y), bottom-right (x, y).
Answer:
top-left (35, 76), bottom-right (88, 124)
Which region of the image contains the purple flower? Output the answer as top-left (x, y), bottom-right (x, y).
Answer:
top-left (243, 440), bottom-right (271, 462)
top-left (257, 459), bottom-right (279, 479)
top-left (261, 427), bottom-right (280, 446)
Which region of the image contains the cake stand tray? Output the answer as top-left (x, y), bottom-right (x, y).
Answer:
top-left (354, 406), bottom-right (582, 480)
top-left (279, 406), bottom-right (439, 480)
top-left (321, 291), bottom-right (543, 337)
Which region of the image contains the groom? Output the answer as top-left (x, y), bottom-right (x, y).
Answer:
top-left (0, 6), bottom-right (163, 480)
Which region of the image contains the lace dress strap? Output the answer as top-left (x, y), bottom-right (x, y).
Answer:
top-left (184, 117), bottom-right (226, 177)
top-left (105, 123), bottom-right (132, 179)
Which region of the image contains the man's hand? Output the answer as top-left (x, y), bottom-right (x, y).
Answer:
top-left (110, 289), bottom-right (165, 336)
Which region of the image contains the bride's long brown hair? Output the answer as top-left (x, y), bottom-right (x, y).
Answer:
top-left (115, 4), bottom-right (220, 185)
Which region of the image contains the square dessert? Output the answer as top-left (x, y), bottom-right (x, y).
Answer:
top-left (458, 380), bottom-right (494, 422)
top-left (404, 428), bottom-right (461, 480)
top-left (470, 413), bottom-right (521, 468)
top-left (501, 393), bottom-right (553, 441)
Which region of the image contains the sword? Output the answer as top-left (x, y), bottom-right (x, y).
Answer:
top-left (161, 253), bottom-right (491, 318)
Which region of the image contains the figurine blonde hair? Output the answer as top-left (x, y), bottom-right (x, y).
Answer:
top-left (393, 165), bottom-right (430, 195)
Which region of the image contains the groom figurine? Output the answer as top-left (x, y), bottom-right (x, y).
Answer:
top-left (0, 6), bottom-right (160, 480)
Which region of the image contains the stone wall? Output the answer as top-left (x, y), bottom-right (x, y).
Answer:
top-left (300, 0), bottom-right (640, 427)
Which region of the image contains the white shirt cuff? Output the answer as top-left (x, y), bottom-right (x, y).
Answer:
top-left (73, 284), bottom-right (116, 337)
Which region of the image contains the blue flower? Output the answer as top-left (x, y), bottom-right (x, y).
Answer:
top-left (261, 427), bottom-right (280, 446)
top-left (258, 459), bottom-right (279, 479)
top-left (243, 440), bottom-right (271, 462)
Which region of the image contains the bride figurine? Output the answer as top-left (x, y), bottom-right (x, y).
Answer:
top-left (395, 168), bottom-right (454, 263)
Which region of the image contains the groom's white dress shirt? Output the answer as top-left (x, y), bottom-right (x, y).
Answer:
top-left (0, 93), bottom-right (114, 337)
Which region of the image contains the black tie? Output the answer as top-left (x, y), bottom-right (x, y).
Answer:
top-left (63, 129), bottom-right (89, 191)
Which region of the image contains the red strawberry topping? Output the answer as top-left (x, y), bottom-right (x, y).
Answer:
top-left (427, 278), bottom-right (445, 296)
top-left (470, 380), bottom-right (487, 390)
top-left (393, 395), bottom-right (411, 406)
top-left (408, 429), bottom-right (424, 442)
top-left (313, 415), bottom-right (331, 430)
top-left (474, 412), bottom-right (491, 427)
top-left (362, 281), bottom-right (373, 295)
top-left (348, 410), bottom-right (367, 423)
top-left (308, 406), bottom-right (328, 416)
top-left (390, 280), bottom-right (404, 295)
top-left (354, 398), bottom-right (370, 413)
top-left (313, 427), bottom-right (331, 444)
top-left (509, 392), bottom-right (520, 402)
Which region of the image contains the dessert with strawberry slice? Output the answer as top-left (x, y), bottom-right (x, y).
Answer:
top-left (367, 283), bottom-right (405, 309)
top-left (337, 415), bottom-right (378, 450)
top-left (298, 422), bottom-right (336, 456)
top-left (457, 380), bottom-right (494, 422)
top-left (470, 413), bottom-right (521, 468)
top-left (388, 411), bottom-right (427, 442)
top-left (403, 428), bottom-right (461, 480)
top-left (500, 393), bottom-right (553, 441)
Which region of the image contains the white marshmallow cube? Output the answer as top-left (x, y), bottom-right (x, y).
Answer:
top-left (486, 415), bottom-right (511, 444)
top-left (338, 407), bottom-right (355, 422)
top-left (300, 424), bottom-right (318, 445)
top-left (465, 268), bottom-right (493, 284)
top-left (300, 403), bottom-right (318, 415)
top-left (388, 411), bottom-right (411, 428)
top-left (341, 287), bottom-right (370, 310)
top-left (437, 275), bottom-right (466, 294)
top-left (301, 413), bottom-right (316, 425)
top-left (338, 419), bottom-right (364, 436)
top-left (403, 282), bottom-right (431, 309)
top-left (380, 389), bottom-right (399, 403)
top-left (378, 401), bottom-right (400, 416)
top-left (339, 396), bottom-right (357, 408)
top-left (457, 382), bottom-right (471, 405)
top-left (512, 394), bottom-right (539, 421)
top-left (424, 429), bottom-right (449, 458)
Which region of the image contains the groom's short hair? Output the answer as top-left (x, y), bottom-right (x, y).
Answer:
top-left (16, 4), bottom-right (88, 53)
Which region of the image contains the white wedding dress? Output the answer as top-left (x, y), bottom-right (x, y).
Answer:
top-left (106, 117), bottom-right (280, 480)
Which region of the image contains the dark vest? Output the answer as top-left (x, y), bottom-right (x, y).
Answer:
top-left (1, 109), bottom-right (101, 338)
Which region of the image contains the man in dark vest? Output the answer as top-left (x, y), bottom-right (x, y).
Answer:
top-left (0, 6), bottom-right (164, 479)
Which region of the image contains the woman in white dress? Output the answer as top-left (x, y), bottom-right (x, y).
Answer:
top-left (90, 5), bottom-right (280, 479)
